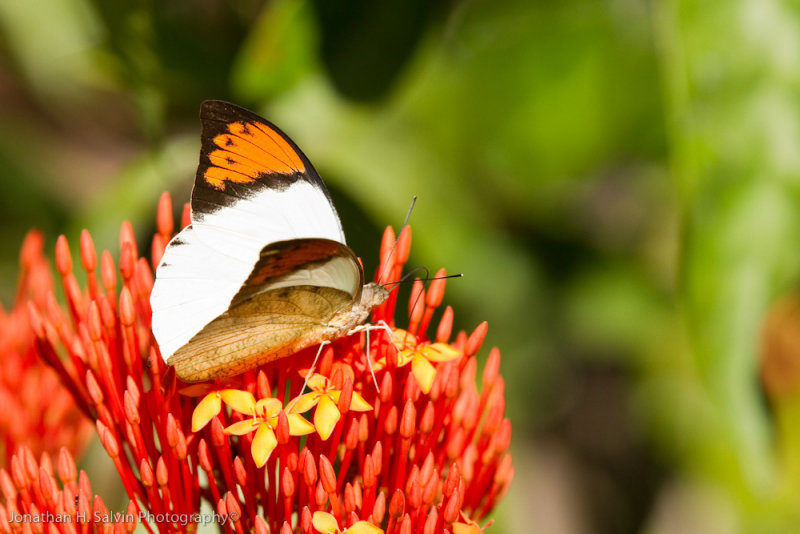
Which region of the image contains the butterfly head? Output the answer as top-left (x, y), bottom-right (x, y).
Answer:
top-left (361, 282), bottom-right (390, 310)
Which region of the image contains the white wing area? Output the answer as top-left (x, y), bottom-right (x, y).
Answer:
top-left (151, 225), bottom-right (255, 361)
top-left (192, 181), bottom-right (345, 259)
top-left (248, 254), bottom-right (361, 300)
top-left (151, 181), bottom-right (351, 363)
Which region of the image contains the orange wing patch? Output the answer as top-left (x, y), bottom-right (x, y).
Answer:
top-left (203, 121), bottom-right (306, 190)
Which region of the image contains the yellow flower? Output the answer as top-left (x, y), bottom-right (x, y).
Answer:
top-left (377, 329), bottom-right (461, 394)
top-left (289, 373), bottom-right (372, 440)
top-left (222, 390), bottom-right (314, 467)
top-left (452, 512), bottom-right (486, 534)
top-left (311, 511), bottom-right (383, 534)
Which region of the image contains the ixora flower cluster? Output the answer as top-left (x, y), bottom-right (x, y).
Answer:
top-left (0, 193), bottom-right (514, 534)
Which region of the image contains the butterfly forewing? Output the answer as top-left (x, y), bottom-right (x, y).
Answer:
top-left (191, 101), bottom-right (345, 252)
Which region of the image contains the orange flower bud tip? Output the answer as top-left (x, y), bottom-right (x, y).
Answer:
top-left (57, 447), bottom-right (78, 484)
top-left (210, 416), bottom-right (227, 447)
top-left (119, 221), bottom-right (138, 257)
top-left (234, 457), bottom-right (247, 487)
top-left (216, 497), bottom-right (228, 517)
top-left (319, 455), bottom-right (337, 494)
top-left (426, 268), bottom-right (447, 308)
top-left (380, 227), bottom-right (396, 267)
top-left (100, 250), bottom-right (116, 292)
top-left (20, 229), bottom-right (44, 267)
top-left (465, 322), bottom-right (488, 356)
top-left (380, 373), bottom-right (393, 403)
top-left (157, 192), bottom-right (174, 235)
top-left (55, 235), bottom-right (72, 275)
top-left (99, 426), bottom-right (119, 458)
top-left (26, 302), bottom-right (44, 338)
top-left (345, 420), bottom-right (359, 450)
top-left (86, 370), bottom-right (104, 404)
top-left (281, 467), bottom-right (295, 497)
top-left (92, 495), bottom-right (108, 516)
top-left (423, 506), bottom-right (438, 534)
top-left (303, 452), bottom-right (318, 486)
top-left (483, 348), bottom-right (501, 387)
top-left (225, 491), bottom-right (242, 515)
top-left (257, 370), bottom-right (272, 399)
top-left (276, 410), bottom-right (291, 444)
top-left (155, 457), bottom-right (169, 486)
top-left (0, 470), bottom-right (16, 501)
top-left (371, 441), bottom-right (383, 475)
top-left (399, 514), bottom-right (412, 534)
top-left (254, 516), bottom-right (270, 534)
top-left (166, 413), bottom-right (179, 447)
top-left (384, 406), bottom-right (398, 435)
top-left (139, 460), bottom-right (154, 487)
top-left (399, 400), bottom-right (416, 439)
top-left (397, 225), bottom-right (412, 263)
top-left (79, 230), bottom-right (97, 272)
top-left (443, 491), bottom-right (460, 523)
top-left (197, 440), bottom-right (214, 472)
top-left (87, 302), bottom-right (103, 341)
top-left (373, 492), bottom-right (386, 523)
top-left (419, 453), bottom-right (435, 487)
top-left (119, 287), bottom-right (136, 326)
top-left (280, 522), bottom-right (293, 534)
top-left (119, 242), bottom-right (135, 280)
top-left (363, 455), bottom-right (376, 488)
top-left (389, 489), bottom-right (405, 518)
top-left (123, 391), bottom-right (140, 425)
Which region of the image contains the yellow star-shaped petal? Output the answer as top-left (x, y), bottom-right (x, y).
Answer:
top-left (289, 374), bottom-right (372, 440)
top-left (221, 390), bottom-right (313, 467)
top-left (311, 511), bottom-right (383, 534)
top-left (374, 329), bottom-right (461, 393)
top-left (452, 512), bottom-right (485, 534)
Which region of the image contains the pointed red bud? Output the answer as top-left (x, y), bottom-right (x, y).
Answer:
top-left (389, 489), bottom-right (405, 518)
top-left (373, 491), bottom-right (386, 523)
top-left (281, 467), bottom-right (295, 497)
top-left (465, 321), bottom-right (488, 357)
top-left (55, 235), bottom-right (72, 275)
top-left (157, 192), bottom-right (174, 236)
top-left (57, 448), bottom-right (77, 485)
top-left (319, 455), bottom-right (337, 494)
top-left (140, 459), bottom-right (154, 488)
top-left (399, 400), bottom-right (416, 439)
top-left (101, 251), bottom-right (116, 293)
top-left (79, 230), bottom-right (97, 272)
top-left (234, 457), bottom-right (247, 487)
top-left (363, 455), bottom-right (376, 488)
top-left (155, 456), bottom-right (168, 486)
top-left (119, 286), bottom-right (136, 326)
top-left (426, 268), bottom-right (447, 308)
top-left (255, 516), bottom-right (270, 534)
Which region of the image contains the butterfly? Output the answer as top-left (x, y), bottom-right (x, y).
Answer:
top-left (150, 100), bottom-right (389, 383)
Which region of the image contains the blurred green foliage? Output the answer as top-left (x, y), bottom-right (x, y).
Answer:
top-left (2, 0), bottom-right (800, 532)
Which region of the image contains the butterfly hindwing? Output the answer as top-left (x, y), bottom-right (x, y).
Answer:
top-left (167, 285), bottom-right (356, 382)
top-left (230, 238), bottom-right (363, 307)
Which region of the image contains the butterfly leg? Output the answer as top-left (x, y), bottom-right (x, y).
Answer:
top-left (347, 320), bottom-right (399, 393)
top-left (290, 340), bottom-right (330, 410)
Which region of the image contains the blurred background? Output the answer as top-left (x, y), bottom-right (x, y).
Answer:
top-left (2, 0), bottom-right (800, 532)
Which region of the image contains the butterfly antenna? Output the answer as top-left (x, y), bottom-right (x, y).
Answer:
top-left (407, 269), bottom-right (432, 321)
top-left (382, 265), bottom-right (431, 291)
top-left (378, 196), bottom-right (417, 284)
